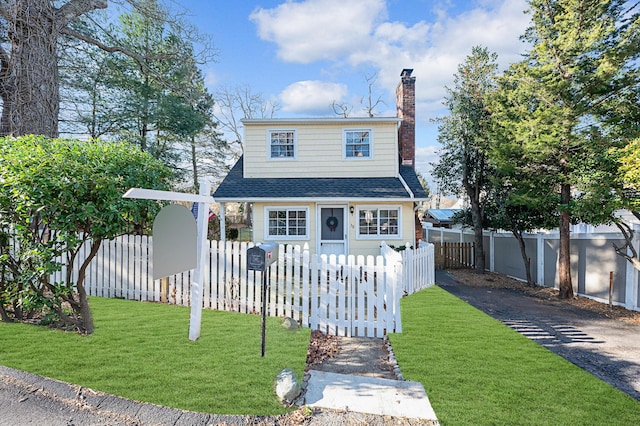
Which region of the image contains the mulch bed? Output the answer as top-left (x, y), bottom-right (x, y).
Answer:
top-left (448, 268), bottom-right (640, 325)
top-left (305, 330), bottom-right (340, 369)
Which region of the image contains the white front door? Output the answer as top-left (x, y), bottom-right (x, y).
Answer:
top-left (318, 206), bottom-right (347, 255)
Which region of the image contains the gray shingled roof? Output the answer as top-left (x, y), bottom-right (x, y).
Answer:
top-left (213, 156), bottom-right (428, 201)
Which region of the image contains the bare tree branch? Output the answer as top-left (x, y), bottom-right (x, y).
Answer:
top-left (361, 72), bottom-right (385, 117)
top-left (613, 220), bottom-right (640, 271)
top-left (213, 84), bottom-right (279, 154)
top-left (61, 26), bottom-right (150, 64)
top-left (331, 100), bottom-right (351, 118)
top-left (56, 0), bottom-right (108, 28)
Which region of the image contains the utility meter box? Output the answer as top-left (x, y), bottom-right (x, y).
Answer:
top-left (247, 242), bottom-right (279, 271)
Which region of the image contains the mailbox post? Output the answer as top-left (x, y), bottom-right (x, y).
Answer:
top-left (247, 242), bottom-right (279, 357)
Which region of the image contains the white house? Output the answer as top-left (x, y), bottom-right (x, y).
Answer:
top-left (213, 69), bottom-right (428, 256)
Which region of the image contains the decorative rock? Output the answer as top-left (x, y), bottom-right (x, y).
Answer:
top-left (385, 339), bottom-right (405, 381)
top-left (275, 369), bottom-right (301, 404)
top-left (281, 317), bottom-right (298, 330)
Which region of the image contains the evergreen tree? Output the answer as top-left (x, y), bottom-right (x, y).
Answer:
top-left (432, 46), bottom-right (499, 274)
top-left (489, 0), bottom-right (639, 298)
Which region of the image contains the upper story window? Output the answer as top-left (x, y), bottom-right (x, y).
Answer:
top-left (344, 129), bottom-right (372, 158)
top-left (269, 130), bottom-right (296, 159)
top-left (357, 206), bottom-right (400, 239)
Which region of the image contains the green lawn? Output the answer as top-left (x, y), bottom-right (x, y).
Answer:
top-left (0, 297), bottom-right (310, 415)
top-left (389, 286), bottom-right (640, 426)
top-left (3, 288), bottom-right (640, 423)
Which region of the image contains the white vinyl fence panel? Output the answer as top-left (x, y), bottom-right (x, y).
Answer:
top-left (424, 226), bottom-right (640, 312)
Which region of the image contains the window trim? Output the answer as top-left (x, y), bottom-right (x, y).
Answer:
top-left (267, 129), bottom-right (297, 160)
top-left (264, 206), bottom-right (309, 240)
top-left (343, 128), bottom-right (373, 160)
top-left (355, 205), bottom-right (402, 240)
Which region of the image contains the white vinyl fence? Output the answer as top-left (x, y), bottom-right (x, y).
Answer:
top-left (47, 236), bottom-right (435, 336)
top-left (425, 226), bottom-right (640, 312)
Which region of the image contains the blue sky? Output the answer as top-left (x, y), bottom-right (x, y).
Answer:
top-left (166, 0), bottom-right (532, 190)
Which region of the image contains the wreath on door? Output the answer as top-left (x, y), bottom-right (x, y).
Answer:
top-left (326, 209), bottom-right (339, 232)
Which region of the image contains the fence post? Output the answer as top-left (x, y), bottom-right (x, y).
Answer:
top-left (489, 231), bottom-right (495, 272)
top-left (160, 277), bottom-right (169, 303)
top-left (302, 243), bottom-right (310, 328)
top-left (625, 224), bottom-right (640, 310)
top-left (390, 254), bottom-right (402, 334)
top-left (536, 233), bottom-right (544, 287)
top-left (609, 271), bottom-right (614, 308)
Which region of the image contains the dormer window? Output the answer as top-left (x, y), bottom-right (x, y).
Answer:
top-left (344, 129), bottom-right (372, 159)
top-left (269, 130), bottom-right (296, 159)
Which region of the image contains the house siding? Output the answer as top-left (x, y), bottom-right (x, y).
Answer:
top-left (253, 201), bottom-right (416, 256)
top-left (253, 202), bottom-right (318, 249)
top-left (244, 121), bottom-right (399, 178)
top-left (349, 201), bottom-right (416, 256)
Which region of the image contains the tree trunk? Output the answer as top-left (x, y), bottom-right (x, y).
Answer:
top-left (0, 99), bottom-right (12, 136)
top-left (74, 239), bottom-right (102, 334)
top-left (558, 183), bottom-right (574, 299)
top-left (243, 202), bottom-right (252, 227)
top-left (469, 198), bottom-right (485, 274)
top-left (513, 229), bottom-right (534, 286)
top-left (191, 135), bottom-right (199, 192)
top-left (462, 147), bottom-right (485, 274)
top-left (1, 0), bottom-right (60, 137)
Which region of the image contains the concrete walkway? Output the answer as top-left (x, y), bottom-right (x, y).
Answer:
top-left (303, 336), bottom-right (439, 423)
top-left (304, 370), bottom-right (438, 421)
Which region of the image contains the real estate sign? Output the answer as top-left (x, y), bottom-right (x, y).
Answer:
top-left (152, 204), bottom-right (197, 280)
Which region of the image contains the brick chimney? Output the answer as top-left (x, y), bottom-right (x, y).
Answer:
top-left (396, 68), bottom-right (416, 168)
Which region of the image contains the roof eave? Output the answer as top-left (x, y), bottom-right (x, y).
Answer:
top-left (214, 196), bottom-right (428, 203)
top-left (241, 117), bottom-right (402, 125)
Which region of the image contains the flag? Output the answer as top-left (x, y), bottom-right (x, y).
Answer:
top-left (191, 203), bottom-right (215, 221)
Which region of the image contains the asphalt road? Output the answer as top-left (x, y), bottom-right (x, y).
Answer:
top-left (0, 365), bottom-right (255, 426)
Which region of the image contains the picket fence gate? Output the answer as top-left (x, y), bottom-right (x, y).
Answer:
top-left (49, 236), bottom-right (435, 336)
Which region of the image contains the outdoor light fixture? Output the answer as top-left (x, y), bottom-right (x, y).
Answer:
top-left (350, 206), bottom-right (355, 214)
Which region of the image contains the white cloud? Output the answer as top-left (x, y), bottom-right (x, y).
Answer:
top-left (249, 0), bottom-right (531, 169)
top-left (279, 80), bottom-right (348, 114)
top-left (203, 69), bottom-right (218, 89)
top-left (415, 144), bottom-right (441, 190)
top-left (251, 0), bottom-right (530, 123)
top-left (250, 0), bottom-right (387, 63)
top-left (367, 0), bottom-right (531, 123)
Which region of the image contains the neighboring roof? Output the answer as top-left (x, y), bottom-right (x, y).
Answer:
top-left (424, 209), bottom-right (462, 223)
top-left (213, 156), bottom-right (428, 202)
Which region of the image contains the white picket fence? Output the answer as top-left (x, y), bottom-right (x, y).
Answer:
top-left (47, 236), bottom-right (435, 336)
top-left (381, 241), bottom-right (436, 295)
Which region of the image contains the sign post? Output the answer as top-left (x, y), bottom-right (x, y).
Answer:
top-left (247, 243), bottom-right (279, 356)
top-left (123, 182), bottom-right (214, 341)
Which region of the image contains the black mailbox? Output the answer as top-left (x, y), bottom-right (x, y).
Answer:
top-left (247, 242), bottom-right (279, 271)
